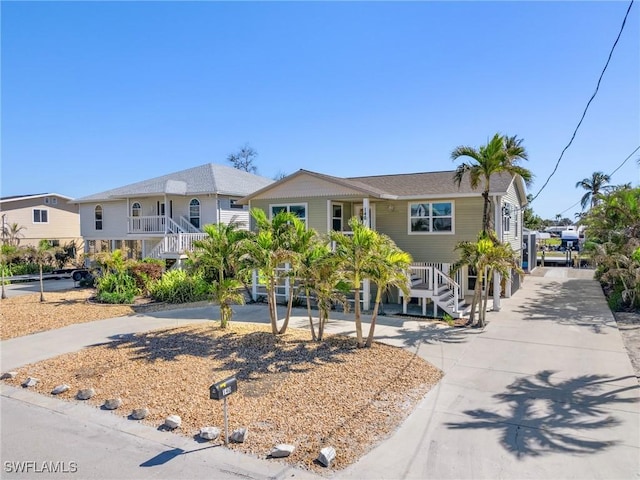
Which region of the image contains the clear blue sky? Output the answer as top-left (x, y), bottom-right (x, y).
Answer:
top-left (2, 1), bottom-right (638, 221)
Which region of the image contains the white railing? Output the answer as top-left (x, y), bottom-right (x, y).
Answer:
top-left (146, 233), bottom-right (208, 259)
top-left (179, 216), bottom-right (202, 233)
top-left (128, 215), bottom-right (166, 234)
top-left (399, 263), bottom-right (463, 316)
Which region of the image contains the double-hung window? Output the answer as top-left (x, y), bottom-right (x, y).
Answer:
top-left (408, 202), bottom-right (453, 233)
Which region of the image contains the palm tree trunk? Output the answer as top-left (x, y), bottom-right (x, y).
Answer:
top-left (39, 264), bottom-right (45, 302)
top-left (305, 287), bottom-right (317, 341)
top-left (268, 279), bottom-right (279, 334)
top-left (318, 306), bottom-right (326, 341)
top-left (481, 268), bottom-right (494, 327)
top-left (278, 281), bottom-right (294, 334)
top-left (482, 191), bottom-right (490, 234)
top-left (365, 289), bottom-right (383, 347)
top-left (353, 284), bottom-right (363, 347)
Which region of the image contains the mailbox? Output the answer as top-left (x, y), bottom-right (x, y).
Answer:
top-left (209, 376), bottom-right (238, 400)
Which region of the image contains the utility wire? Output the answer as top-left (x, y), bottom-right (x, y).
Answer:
top-left (527, 0), bottom-right (635, 207)
top-left (556, 145), bottom-right (640, 216)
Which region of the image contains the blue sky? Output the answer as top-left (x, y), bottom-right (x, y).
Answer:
top-left (2, 1), bottom-right (638, 220)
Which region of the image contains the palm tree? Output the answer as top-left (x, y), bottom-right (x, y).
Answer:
top-left (239, 209), bottom-right (300, 335)
top-left (479, 241), bottom-right (523, 326)
top-left (365, 236), bottom-right (412, 347)
top-left (330, 217), bottom-right (381, 348)
top-left (190, 222), bottom-right (249, 328)
top-left (28, 240), bottom-right (58, 302)
top-left (298, 240), bottom-right (349, 341)
top-left (452, 133), bottom-right (532, 237)
top-left (2, 223), bottom-right (26, 247)
top-left (575, 171), bottom-right (612, 210)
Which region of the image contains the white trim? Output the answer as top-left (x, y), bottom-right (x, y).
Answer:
top-left (407, 200), bottom-right (455, 235)
top-left (269, 202), bottom-right (308, 227)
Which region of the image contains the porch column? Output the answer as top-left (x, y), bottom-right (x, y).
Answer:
top-left (493, 271), bottom-right (501, 311)
top-left (362, 198), bottom-right (370, 228)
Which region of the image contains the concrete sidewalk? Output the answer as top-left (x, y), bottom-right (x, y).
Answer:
top-left (2, 268), bottom-right (639, 479)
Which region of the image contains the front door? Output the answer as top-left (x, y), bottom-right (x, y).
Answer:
top-left (158, 202), bottom-right (166, 231)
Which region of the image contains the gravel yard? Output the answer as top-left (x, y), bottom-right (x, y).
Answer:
top-left (1, 288), bottom-right (443, 472)
top-left (3, 322), bottom-right (443, 473)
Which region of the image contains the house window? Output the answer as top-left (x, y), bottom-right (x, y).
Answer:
top-left (408, 202), bottom-right (453, 233)
top-left (229, 198), bottom-right (244, 210)
top-left (95, 205), bottom-right (103, 231)
top-left (502, 203), bottom-right (512, 233)
top-left (48, 239), bottom-right (60, 247)
top-left (331, 203), bottom-right (343, 231)
top-left (33, 209), bottom-right (49, 223)
top-left (189, 198), bottom-right (200, 228)
top-left (270, 204), bottom-right (307, 226)
top-left (131, 202), bottom-right (141, 217)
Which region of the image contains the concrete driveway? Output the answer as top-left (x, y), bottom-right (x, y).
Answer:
top-left (1, 268), bottom-right (638, 479)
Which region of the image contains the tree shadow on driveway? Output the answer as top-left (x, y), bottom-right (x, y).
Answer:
top-left (446, 370), bottom-right (639, 458)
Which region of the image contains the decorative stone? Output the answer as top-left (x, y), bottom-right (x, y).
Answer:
top-left (164, 415), bottom-right (182, 429)
top-left (270, 444), bottom-right (295, 458)
top-left (199, 426), bottom-right (221, 440)
top-left (76, 388), bottom-right (95, 400)
top-left (131, 408), bottom-right (149, 420)
top-left (1, 371), bottom-right (17, 380)
top-left (103, 398), bottom-right (122, 410)
top-left (21, 377), bottom-right (39, 388)
top-left (317, 446), bottom-right (336, 467)
top-left (230, 427), bottom-right (248, 443)
top-left (51, 384), bottom-right (70, 395)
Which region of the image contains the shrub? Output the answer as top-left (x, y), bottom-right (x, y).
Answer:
top-left (95, 272), bottom-right (140, 304)
top-left (130, 262), bottom-right (164, 294)
top-left (149, 270), bottom-right (211, 304)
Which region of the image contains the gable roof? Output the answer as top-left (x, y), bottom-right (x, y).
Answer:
top-left (73, 163), bottom-right (274, 203)
top-left (240, 169), bottom-right (525, 203)
top-left (0, 193), bottom-right (73, 204)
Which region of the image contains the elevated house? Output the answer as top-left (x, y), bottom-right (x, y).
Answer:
top-left (73, 163), bottom-right (274, 263)
top-left (0, 193), bottom-right (81, 248)
top-left (239, 169), bottom-right (528, 317)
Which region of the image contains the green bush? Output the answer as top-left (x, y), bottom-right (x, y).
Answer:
top-left (606, 284), bottom-right (625, 311)
top-left (95, 272), bottom-right (140, 304)
top-left (149, 270), bottom-right (211, 303)
top-left (130, 262), bottom-right (164, 293)
top-left (10, 263), bottom-right (53, 275)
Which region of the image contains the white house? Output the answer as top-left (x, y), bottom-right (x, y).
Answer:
top-left (73, 163), bottom-right (274, 262)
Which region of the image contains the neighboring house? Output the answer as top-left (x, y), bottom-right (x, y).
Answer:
top-left (0, 193), bottom-right (82, 248)
top-left (73, 163), bottom-right (274, 262)
top-left (239, 169), bottom-right (528, 317)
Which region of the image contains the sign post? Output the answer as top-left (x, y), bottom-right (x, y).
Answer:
top-left (209, 376), bottom-right (238, 444)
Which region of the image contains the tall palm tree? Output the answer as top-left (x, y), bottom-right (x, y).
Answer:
top-left (452, 133), bottom-right (532, 237)
top-left (2, 223), bottom-right (26, 247)
top-left (330, 217), bottom-right (381, 348)
top-left (575, 171), bottom-right (612, 210)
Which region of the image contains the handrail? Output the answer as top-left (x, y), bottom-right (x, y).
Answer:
top-left (179, 216), bottom-right (202, 233)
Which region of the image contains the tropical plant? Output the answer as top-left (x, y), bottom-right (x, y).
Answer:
top-left (365, 235), bottom-right (412, 347)
top-left (330, 217), bottom-right (382, 348)
top-left (452, 133), bottom-right (532, 237)
top-left (26, 240), bottom-right (59, 302)
top-left (239, 209), bottom-right (301, 334)
top-left (1, 222), bottom-right (26, 247)
top-left (298, 239), bottom-right (349, 341)
top-left (575, 171), bottom-right (612, 210)
top-left (479, 241), bottom-right (523, 326)
top-left (149, 269), bottom-right (211, 304)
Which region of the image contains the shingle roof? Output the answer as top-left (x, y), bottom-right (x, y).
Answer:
top-left (0, 193), bottom-right (73, 203)
top-left (73, 163), bottom-right (274, 203)
top-left (348, 170), bottom-right (516, 197)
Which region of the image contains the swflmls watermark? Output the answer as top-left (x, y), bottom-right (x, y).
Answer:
top-left (4, 460), bottom-right (78, 474)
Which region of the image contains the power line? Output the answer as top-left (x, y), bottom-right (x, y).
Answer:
top-left (527, 0), bottom-right (635, 207)
top-left (556, 144), bottom-right (640, 216)
top-left (608, 145), bottom-right (640, 177)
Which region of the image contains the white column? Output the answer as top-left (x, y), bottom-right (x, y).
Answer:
top-left (362, 198), bottom-right (370, 228)
top-left (362, 279), bottom-right (370, 311)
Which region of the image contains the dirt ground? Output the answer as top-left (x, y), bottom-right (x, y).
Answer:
top-left (613, 311), bottom-right (640, 379)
